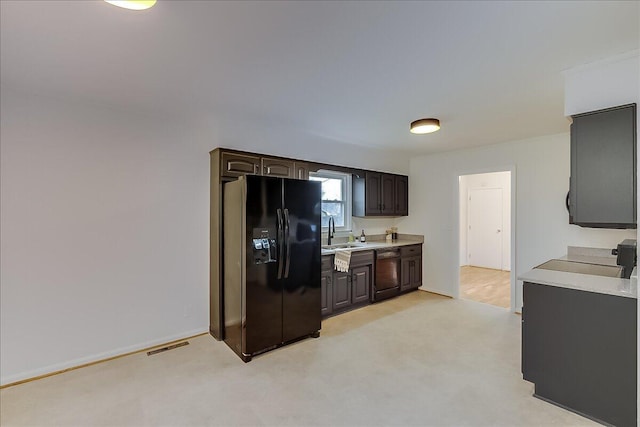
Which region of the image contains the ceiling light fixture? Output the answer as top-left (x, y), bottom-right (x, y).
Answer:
top-left (104, 0), bottom-right (157, 10)
top-left (410, 118), bottom-right (440, 134)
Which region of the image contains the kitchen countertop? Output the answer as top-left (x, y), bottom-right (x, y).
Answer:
top-left (321, 238), bottom-right (423, 255)
top-left (518, 259), bottom-right (637, 299)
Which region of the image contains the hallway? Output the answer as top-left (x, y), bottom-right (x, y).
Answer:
top-left (460, 266), bottom-right (510, 309)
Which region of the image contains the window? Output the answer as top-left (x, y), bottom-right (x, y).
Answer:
top-left (309, 170), bottom-right (352, 231)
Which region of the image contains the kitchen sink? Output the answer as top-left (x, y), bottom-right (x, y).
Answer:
top-left (321, 242), bottom-right (366, 250)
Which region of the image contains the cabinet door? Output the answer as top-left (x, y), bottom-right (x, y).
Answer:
top-left (400, 258), bottom-right (412, 292)
top-left (351, 265), bottom-right (370, 304)
top-left (293, 162), bottom-right (309, 180)
top-left (381, 174), bottom-right (395, 215)
top-left (221, 152), bottom-right (261, 178)
top-left (321, 272), bottom-right (333, 316)
top-left (401, 256), bottom-right (421, 291)
top-left (411, 257), bottom-right (422, 288)
top-left (261, 157), bottom-right (295, 178)
top-left (332, 271), bottom-right (351, 311)
top-left (365, 172), bottom-right (382, 215)
top-left (394, 175), bottom-right (408, 216)
top-left (570, 104), bottom-right (636, 227)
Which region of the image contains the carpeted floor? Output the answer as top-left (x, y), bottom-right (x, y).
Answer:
top-left (0, 291), bottom-right (595, 426)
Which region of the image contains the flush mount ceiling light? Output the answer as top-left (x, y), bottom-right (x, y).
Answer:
top-left (410, 118), bottom-right (440, 134)
top-left (104, 0), bottom-right (157, 10)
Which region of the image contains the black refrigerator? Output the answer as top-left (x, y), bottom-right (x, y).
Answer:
top-left (223, 175), bottom-right (322, 361)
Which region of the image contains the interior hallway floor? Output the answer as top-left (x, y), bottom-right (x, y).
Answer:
top-left (0, 291), bottom-right (594, 426)
top-left (460, 265), bottom-right (511, 309)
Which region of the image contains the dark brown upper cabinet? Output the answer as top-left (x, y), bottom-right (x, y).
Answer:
top-left (220, 152), bottom-right (261, 178)
top-left (353, 172), bottom-right (409, 217)
top-left (293, 162), bottom-right (310, 180)
top-left (219, 150), bottom-right (309, 181)
top-left (261, 157), bottom-right (295, 178)
top-left (395, 175), bottom-right (408, 216)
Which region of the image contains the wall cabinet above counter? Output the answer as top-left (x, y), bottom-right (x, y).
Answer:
top-left (353, 172), bottom-right (408, 217)
top-left (569, 103), bottom-right (636, 229)
top-left (220, 151), bottom-right (309, 180)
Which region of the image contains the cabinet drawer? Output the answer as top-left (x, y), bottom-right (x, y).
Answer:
top-left (400, 245), bottom-right (422, 257)
top-left (350, 250), bottom-right (374, 267)
top-left (322, 255), bottom-right (333, 272)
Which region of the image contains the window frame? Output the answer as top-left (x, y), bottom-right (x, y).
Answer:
top-left (309, 170), bottom-right (352, 232)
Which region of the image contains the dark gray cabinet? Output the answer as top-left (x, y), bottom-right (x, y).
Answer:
top-left (522, 282), bottom-right (636, 426)
top-left (353, 172), bottom-right (409, 217)
top-left (569, 103), bottom-right (636, 228)
top-left (400, 245), bottom-right (422, 292)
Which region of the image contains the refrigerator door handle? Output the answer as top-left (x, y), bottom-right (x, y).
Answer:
top-left (277, 208), bottom-right (284, 279)
top-left (283, 208), bottom-right (291, 278)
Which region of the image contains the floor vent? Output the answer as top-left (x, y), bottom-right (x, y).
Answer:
top-left (147, 341), bottom-right (189, 356)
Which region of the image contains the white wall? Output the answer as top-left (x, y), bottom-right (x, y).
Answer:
top-left (399, 132), bottom-right (635, 310)
top-left (0, 87), bottom-right (410, 385)
top-left (459, 171), bottom-right (511, 270)
top-left (0, 88), bottom-right (213, 384)
top-left (564, 50), bottom-right (639, 116)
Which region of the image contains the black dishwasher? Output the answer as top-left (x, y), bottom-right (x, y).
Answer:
top-left (374, 249), bottom-right (400, 301)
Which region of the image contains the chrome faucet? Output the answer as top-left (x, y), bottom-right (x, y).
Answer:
top-left (327, 216), bottom-right (335, 246)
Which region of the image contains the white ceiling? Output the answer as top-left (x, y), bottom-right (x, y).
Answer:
top-left (1, 0), bottom-right (638, 155)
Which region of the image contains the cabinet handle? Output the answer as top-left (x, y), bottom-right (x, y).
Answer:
top-left (254, 164), bottom-right (259, 174)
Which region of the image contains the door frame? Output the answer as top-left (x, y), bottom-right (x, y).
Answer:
top-left (454, 166), bottom-right (516, 313)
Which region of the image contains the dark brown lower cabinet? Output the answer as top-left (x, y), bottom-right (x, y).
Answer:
top-left (522, 281), bottom-right (636, 427)
top-left (400, 245), bottom-right (422, 292)
top-left (332, 271), bottom-right (351, 311)
top-left (321, 251), bottom-right (373, 317)
top-left (321, 256), bottom-right (333, 317)
top-left (351, 265), bottom-right (370, 304)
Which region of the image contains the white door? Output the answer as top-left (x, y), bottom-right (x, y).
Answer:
top-left (467, 188), bottom-right (503, 270)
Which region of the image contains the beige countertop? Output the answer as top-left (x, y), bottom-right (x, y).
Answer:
top-left (518, 249), bottom-right (637, 299)
top-left (321, 237), bottom-right (423, 256)
top-left (518, 268), bottom-right (636, 299)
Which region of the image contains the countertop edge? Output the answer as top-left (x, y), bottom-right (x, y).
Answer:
top-left (518, 269), bottom-right (637, 299)
top-left (321, 240), bottom-right (423, 255)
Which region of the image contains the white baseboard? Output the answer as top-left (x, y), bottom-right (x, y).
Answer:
top-left (1, 327), bottom-right (209, 386)
top-left (418, 286), bottom-right (454, 298)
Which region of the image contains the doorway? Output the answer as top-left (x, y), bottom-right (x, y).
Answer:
top-left (459, 171), bottom-right (512, 309)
